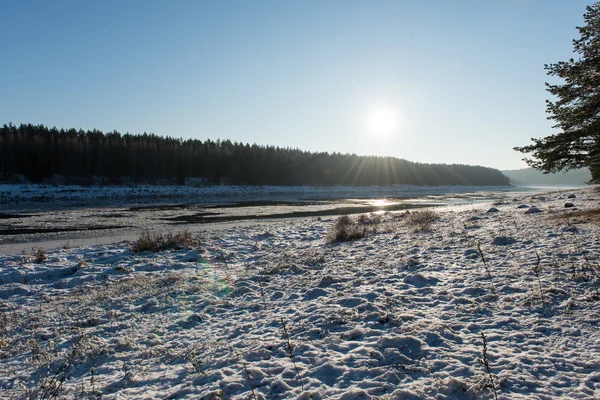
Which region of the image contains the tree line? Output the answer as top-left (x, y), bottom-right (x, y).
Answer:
top-left (0, 123), bottom-right (509, 186)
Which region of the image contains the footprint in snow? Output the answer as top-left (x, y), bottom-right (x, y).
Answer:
top-left (403, 273), bottom-right (439, 287)
top-left (312, 362), bottom-right (345, 387)
top-left (492, 236), bottom-right (517, 246)
top-left (562, 226), bottom-right (579, 233)
top-left (377, 335), bottom-right (426, 357)
top-left (463, 249), bottom-right (479, 259)
top-left (303, 287), bottom-right (329, 300)
top-left (525, 206), bottom-right (542, 214)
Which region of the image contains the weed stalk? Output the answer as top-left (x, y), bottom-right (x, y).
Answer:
top-left (280, 317), bottom-right (304, 392)
top-left (479, 332), bottom-right (499, 400)
top-left (258, 281), bottom-right (268, 310)
top-left (242, 361), bottom-right (258, 400)
top-left (477, 242), bottom-right (498, 302)
top-left (533, 252), bottom-right (545, 307)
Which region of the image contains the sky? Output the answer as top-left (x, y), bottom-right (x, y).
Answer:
top-left (0, 0), bottom-right (593, 171)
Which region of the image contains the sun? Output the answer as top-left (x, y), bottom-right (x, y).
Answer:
top-left (365, 105), bottom-right (399, 136)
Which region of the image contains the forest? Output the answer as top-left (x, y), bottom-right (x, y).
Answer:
top-left (0, 123), bottom-right (509, 186)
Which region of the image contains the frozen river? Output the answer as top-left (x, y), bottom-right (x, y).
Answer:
top-left (0, 183), bottom-right (578, 255)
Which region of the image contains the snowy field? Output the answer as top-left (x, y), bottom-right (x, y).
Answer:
top-left (0, 187), bottom-right (599, 399)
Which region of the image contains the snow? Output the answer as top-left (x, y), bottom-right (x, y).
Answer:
top-left (0, 183), bottom-right (518, 210)
top-left (0, 187), bottom-right (599, 399)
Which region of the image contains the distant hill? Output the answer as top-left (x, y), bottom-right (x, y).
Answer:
top-left (502, 167), bottom-right (591, 185)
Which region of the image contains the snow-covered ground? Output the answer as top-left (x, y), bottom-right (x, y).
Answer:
top-left (0, 188), bottom-right (599, 399)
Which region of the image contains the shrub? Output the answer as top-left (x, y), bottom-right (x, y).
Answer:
top-left (358, 213), bottom-right (382, 225)
top-left (34, 248), bottom-right (47, 263)
top-left (132, 230), bottom-right (199, 252)
top-left (327, 215), bottom-right (367, 243)
top-left (407, 210), bottom-right (439, 232)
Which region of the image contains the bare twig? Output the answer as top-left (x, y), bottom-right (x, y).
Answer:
top-left (280, 317), bottom-right (304, 392)
top-left (477, 242), bottom-right (498, 302)
top-left (533, 252), bottom-right (545, 307)
top-left (242, 361), bottom-right (258, 400)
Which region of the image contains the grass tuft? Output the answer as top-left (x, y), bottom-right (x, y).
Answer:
top-left (132, 230), bottom-right (199, 252)
top-left (551, 207), bottom-right (600, 223)
top-left (327, 215), bottom-right (367, 243)
top-left (34, 248), bottom-right (48, 263)
top-left (407, 210), bottom-right (439, 232)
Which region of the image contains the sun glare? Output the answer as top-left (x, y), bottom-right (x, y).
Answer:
top-left (365, 106), bottom-right (399, 136)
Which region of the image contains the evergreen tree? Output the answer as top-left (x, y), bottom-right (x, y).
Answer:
top-left (515, 2), bottom-right (600, 183)
top-left (0, 123), bottom-right (510, 186)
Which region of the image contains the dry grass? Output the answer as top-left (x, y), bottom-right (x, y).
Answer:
top-left (407, 210), bottom-right (439, 232)
top-left (132, 230), bottom-right (200, 252)
top-left (327, 215), bottom-right (367, 243)
top-left (551, 208), bottom-right (600, 224)
top-left (34, 248), bottom-right (47, 263)
top-left (357, 213), bottom-right (382, 225)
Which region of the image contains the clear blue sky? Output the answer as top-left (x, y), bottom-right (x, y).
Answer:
top-left (0, 0), bottom-right (592, 170)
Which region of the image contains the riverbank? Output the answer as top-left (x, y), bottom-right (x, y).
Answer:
top-left (0, 183), bottom-right (518, 211)
top-left (0, 183), bottom-right (521, 256)
top-left (0, 182), bottom-right (556, 256)
top-left (0, 187), bottom-right (598, 398)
